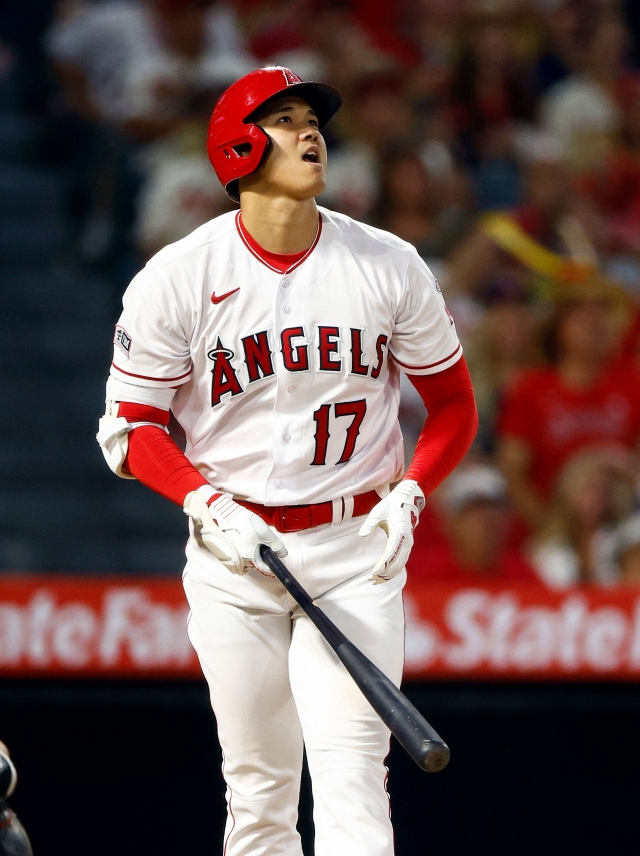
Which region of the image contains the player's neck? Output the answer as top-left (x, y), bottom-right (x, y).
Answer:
top-left (239, 194), bottom-right (319, 254)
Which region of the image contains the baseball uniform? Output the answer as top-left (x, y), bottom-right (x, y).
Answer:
top-left (103, 205), bottom-right (463, 855)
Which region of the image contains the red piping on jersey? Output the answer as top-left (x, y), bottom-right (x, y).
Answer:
top-left (391, 342), bottom-right (461, 372)
top-left (111, 362), bottom-right (192, 383)
top-left (222, 752), bottom-right (236, 856)
top-left (235, 211), bottom-right (322, 274)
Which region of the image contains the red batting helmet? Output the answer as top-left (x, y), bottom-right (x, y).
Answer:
top-left (207, 66), bottom-right (342, 202)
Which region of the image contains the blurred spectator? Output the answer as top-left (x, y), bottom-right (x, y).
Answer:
top-left (306, 4), bottom-right (400, 93)
top-left (539, 3), bottom-right (629, 173)
top-left (535, 0), bottom-right (592, 92)
top-left (405, 0), bottom-right (465, 107)
top-left (241, 0), bottom-right (311, 62)
top-left (497, 295), bottom-right (640, 532)
top-left (446, 133), bottom-right (585, 296)
top-left (447, 1), bottom-right (537, 169)
top-left (531, 448), bottom-right (637, 586)
top-left (321, 73), bottom-right (413, 220)
top-left (576, 73), bottom-right (640, 256)
top-left (48, 0), bottom-right (253, 137)
top-left (241, 0), bottom-right (398, 94)
top-left (612, 513), bottom-right (640, 583)
top-left (351, 72), bottom-right (414, 144)
top-left (47, 0), bottom-right (253, 263)
top-left (464, 277), bottom-right (543, 452)
top-left (408, 464), bottom-right (538, 583)
top-left (136, 149), bottom-right (232, 258)
top-left (374, 144), bottom-right (469, 258)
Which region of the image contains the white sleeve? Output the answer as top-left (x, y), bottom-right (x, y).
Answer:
top-left (105, 376), bottom-right (177, 409)
top-left (389, 250), bottom-right (461, 375)
top-left (110, 263), bottom-right (193, 389)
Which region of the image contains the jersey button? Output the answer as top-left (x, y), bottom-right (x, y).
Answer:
top-left (287, 385), bottom-right (296, 393)
top-left (283, 305), bottom-right (291, 314)
top-left (283, 433), bottom-right (291, 443)
top-left (275, 480), bottom-right (284, 489)
top-left (281, 279), bottom-right (290, 288)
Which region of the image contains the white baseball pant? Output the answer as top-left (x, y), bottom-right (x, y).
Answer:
top-left (183, 515), bottom-right (406, 856)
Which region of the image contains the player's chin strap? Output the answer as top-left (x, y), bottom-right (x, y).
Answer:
top-left (97, 401), bottom-right (169, 479)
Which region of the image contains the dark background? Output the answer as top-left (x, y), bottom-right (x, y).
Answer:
top-left (2, 680), bottom-right (640, 856)
top-left (2, 2), bottom-right (640, 854)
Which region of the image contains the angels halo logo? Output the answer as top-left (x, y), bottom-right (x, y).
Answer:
top-left (282, 68), bottom-right (303, 86)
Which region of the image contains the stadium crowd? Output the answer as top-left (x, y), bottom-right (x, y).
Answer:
top-left (4, 0), bottom-right (640, 586)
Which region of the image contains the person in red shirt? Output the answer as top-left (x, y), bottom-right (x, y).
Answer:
top-left (407, 464), bottom-right (538, 583)
top-left (497, 296), bottom-right (640, 533)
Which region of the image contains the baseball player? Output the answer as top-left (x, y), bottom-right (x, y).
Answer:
top-left (0, 742), bottom-right (33, 856)
top-left (98, 67), bottom-right (477, 856)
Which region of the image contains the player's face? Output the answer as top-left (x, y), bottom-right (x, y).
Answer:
top-left (248, 97), bottom-right (328, 199)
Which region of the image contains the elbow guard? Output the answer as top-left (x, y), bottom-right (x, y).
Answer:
top-left (96, 402), bottom-right (169, 479)
top-left (96, 401), bottom-right (136, 479)
top-left (97, 379), bottom-right (174, 478)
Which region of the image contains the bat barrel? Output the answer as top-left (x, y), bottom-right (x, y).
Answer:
top-left (336, 639), bottom-right (450, 773)
top-left (260, 546), bottom-right (450, 773)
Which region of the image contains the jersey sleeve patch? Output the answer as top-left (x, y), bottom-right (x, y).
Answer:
top-left (114, 325), bottom-right (132, 358)
top-left (111, 264), bottom-right (193, 390)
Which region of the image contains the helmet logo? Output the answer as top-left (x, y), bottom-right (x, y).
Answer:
top-left (281, 68), bottom-right (302, 86)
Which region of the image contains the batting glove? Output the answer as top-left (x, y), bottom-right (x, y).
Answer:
top-left (183, 489), bottom-right (287, 576)
top-left (359, 479), bottom-right (425, 584)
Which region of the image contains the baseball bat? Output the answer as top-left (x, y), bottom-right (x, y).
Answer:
top-left (259, 545), bottom-right (450, 773)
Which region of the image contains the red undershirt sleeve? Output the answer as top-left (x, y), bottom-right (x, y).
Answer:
top-left (403, 356), bottom-right (478, 495)
top-left (118, 402), bottom-right (208, 506)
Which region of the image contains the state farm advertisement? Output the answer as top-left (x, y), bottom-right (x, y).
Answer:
top-left (403, 583), bottom-right (640, 680)
top-left (2, 577), bottom-right (640, 679)
top-left (0, 578), bottom-right (200, 677)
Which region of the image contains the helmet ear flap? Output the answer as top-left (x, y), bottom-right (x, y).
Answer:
top-left (231, 142), bottom-right (253, 158)
top-left (207, 123), bottom-right (271, 203)
top-left (226, 135), bottom-right (273, 202)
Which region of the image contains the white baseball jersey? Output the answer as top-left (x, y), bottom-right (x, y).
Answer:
top-left (110, 206), bottom-right (461, 505)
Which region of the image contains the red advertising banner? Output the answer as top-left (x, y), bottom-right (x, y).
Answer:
top-left (0, 577), bottom-right (200, 678)
top-left (1, 576), bottom-right (640, 679)
top-left (403, 582), bottom-right (640, 680)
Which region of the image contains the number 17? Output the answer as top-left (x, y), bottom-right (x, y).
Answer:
top-left (311, 399), bottom-right (367, 466)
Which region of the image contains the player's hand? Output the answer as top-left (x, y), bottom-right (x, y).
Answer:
top-left (183, 490), bottom-right (287, 575)
top-left (358, 479), bottom-right (425, 584)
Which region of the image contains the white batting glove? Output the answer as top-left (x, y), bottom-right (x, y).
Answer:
top-left (183, 489), bottom-right (287, 576)
top-left (359, 479), bottom-right (425, 584)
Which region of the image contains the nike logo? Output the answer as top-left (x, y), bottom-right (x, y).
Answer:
top-left (211, 288), bottom-right (240, 304)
